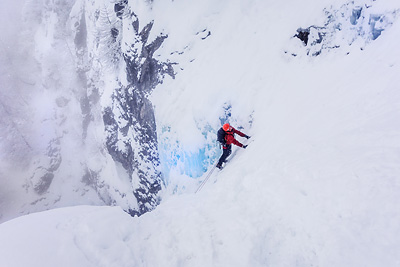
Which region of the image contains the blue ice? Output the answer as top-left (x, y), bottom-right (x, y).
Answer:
top-left (159, 145), bottom-right (219, 180)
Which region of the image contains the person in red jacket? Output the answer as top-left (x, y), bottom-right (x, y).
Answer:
top-left (216, 123), bottom-right (250, 169)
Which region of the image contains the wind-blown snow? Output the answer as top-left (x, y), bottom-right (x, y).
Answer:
top-left (1, 0), bottom-right (400, 266)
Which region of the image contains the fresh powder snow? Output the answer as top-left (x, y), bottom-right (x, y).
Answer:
top-left (1, 0), bottom-right (400, 266)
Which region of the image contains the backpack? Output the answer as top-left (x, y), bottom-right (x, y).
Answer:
top-left (217, 128), bottom-right (226, 144)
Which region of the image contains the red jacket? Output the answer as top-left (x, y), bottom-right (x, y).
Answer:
top-left (224, 127), bottom-right (246, 148)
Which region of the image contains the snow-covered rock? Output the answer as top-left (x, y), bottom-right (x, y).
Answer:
top-left (1, 0), bottom-right (400, 265)
top-left (0, 0), bottom-right (179, 221)
top-left (287, 0), bottom-right (400, 57)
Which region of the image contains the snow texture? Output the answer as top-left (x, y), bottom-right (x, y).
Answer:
top-left (1, 0), bottom-right (400, 266)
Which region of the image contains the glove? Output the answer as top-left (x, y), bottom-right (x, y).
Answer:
top-left (243, 145), bottom-right (248, 149)
top-left (245, 135), bottom-right (250, 139)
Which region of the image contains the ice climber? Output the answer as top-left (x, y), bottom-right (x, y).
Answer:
top-left (216, 123), bottom-right (250, 169)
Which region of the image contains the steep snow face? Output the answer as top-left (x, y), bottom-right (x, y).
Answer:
top-left (150, 0), bottom-right (400, 188)
top-left (1, 0), bottom-right (400, 265)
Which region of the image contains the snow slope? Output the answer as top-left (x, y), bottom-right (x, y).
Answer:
top-left (1, 0), bottom-right (400, 266)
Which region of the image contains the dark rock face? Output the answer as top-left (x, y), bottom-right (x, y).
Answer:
top-left (294, 26), bottom-right (325, 55)
top-left (295, 28), bottom-right (310, 46)
top-left (114, 0), bottom-right (128, 19)
top-left (30, 139), bottom-right (62, 195)
top-left (103, 6), bottom-right (174, 216)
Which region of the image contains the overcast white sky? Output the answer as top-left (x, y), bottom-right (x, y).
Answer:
top-left (0, 0), bottom-right (27, 74)
top-left (0, 0), bottom-right (26, 38)
top-left (0, 0), bottom-right (31, 79)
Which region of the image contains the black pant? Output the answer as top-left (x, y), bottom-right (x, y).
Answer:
top-left (218, 145), bottom-right (232, 166)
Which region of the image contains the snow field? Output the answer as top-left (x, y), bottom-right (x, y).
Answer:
top-left (1, 0), bottom-right (400, 266)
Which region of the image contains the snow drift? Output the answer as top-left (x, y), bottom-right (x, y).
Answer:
top-left (1, 0), bottom-right (400, 266)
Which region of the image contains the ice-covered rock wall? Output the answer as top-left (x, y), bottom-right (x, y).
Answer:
top-left (0, 0), bottom-right (174, 222)
top-left (100, 1), bottom-right (174, 215)
top-left (61, 0), bottom-right (175, 216)
top-left (286, 1), bottom-right (399, 57)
